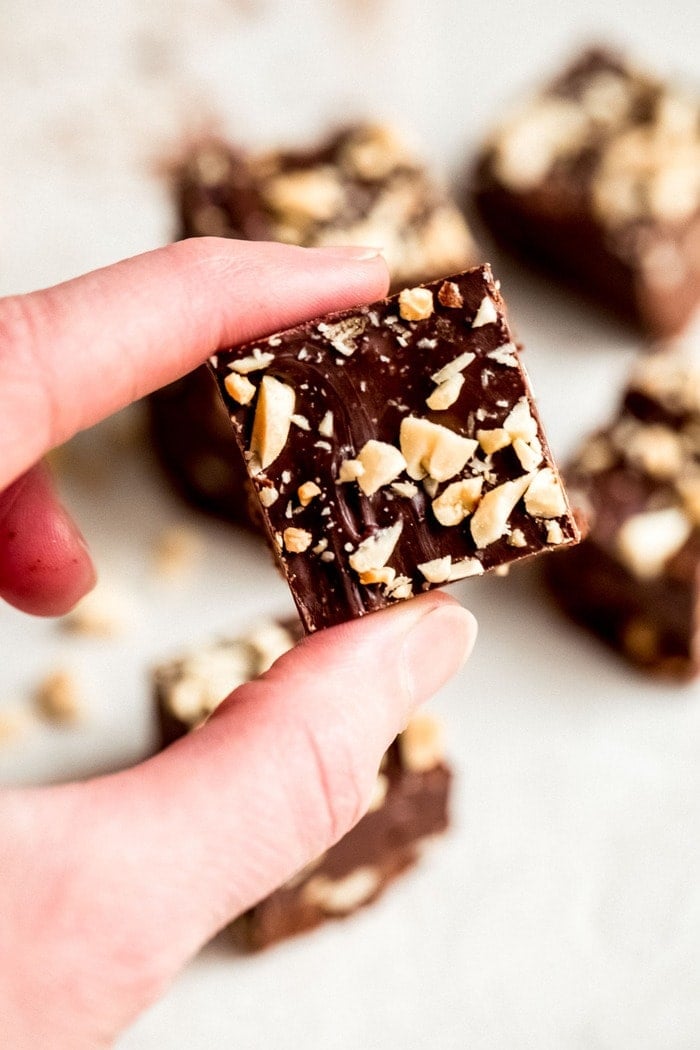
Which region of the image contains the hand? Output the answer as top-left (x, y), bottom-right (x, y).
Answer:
top-left (0, 238), bottom-right (477, 1049)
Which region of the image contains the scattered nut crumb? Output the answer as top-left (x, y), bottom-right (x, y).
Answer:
top-left (35, 670), bottom-right (82, 724)
top-left (448, 557), bottom-right (484, 580)
top-left (512, 436), bottom-right (543, 472)
top-left (62, 581), bottom-right (128, 637)
top-left (291, 413), bottom-right (311, 431)
top-left (154, 524), bottom-right (203, 578)
top-left (385, 574), bottom-right (413, 599)
top-left (391, 480), bottom-right (418, 498)
top-left (0, 707), bottom-right (32, 745)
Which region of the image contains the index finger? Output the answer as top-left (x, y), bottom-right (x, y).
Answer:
top-left (0, 238), bottom-right (388, 490)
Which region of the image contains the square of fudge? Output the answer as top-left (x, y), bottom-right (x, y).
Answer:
top-left (546, 349), bottom-right (700, 679)
top-left (176, 122), bottom-right (477, 292)
top-left (154, 620), bottom-right (452, 951)
top-left (209, 264), bottom-right (580, 633)
top-left (473, 48), bottom-right (700, 337)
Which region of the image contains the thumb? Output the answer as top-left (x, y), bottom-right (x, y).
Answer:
top-left (2, 593), bottom-right (476, 1047)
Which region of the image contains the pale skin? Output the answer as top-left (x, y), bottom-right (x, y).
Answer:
top-left (0, 238), bottom-right (477, 1048)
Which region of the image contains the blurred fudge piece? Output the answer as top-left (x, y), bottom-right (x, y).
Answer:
top-left (154, 618), bottom-right (452, 950)
top-left (547, 348), bottom-right (700, 678)
top-left (177, 123), bottom-right (476, 290)
top-left (473, 47), bottom-right (700, 337)
top-left (150, 123), bottom-right (478, 525)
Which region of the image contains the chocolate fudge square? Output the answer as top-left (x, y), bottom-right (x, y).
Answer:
top-left (151, 122), bottom-right (478, 524)
top-left (177, 122), bottom-right (476, 291)
top-left (474, 48), bottom-right (700, 337)
top-left (210, 264), bottom-right (580, 632)
top-left (154, 620), bottom-right (452, 951)
top-left (547, 349), bottom-right (700, 679)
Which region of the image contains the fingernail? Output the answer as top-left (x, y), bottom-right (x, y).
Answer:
top-left (402, 604), bottom-right (477, 709)
top-left (308, 245), bottom-right (383, 261)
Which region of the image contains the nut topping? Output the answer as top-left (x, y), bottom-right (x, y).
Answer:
top-left (426, 374), bottom-right (464, 411)
top-left (398, 287), bottom-right (434, 321)
top-left (472, 296), bottom-right (498, 328)
top-left (477, 428), bottom-right (511, 454)
top-left (417, 556), bottom-right (453, 583)
top-left (400, 416), bottom-right (478, 482)
top-left (283, 527), bottom-right (313, 553)
top-left (338, 458), bottom-right (365, 483)
top-left (616, 506), bottom-right (691, 579)
top-left (302, 867), bottom-right (380, 915)
top-left (250, 375), bottom-right (296, 470)
top-left (524, 468), bottom-right (567, 518)
top-left (437, 280), bottom-right (464, 308)
top-left (230, 348), bottom-right (275, 374)
top-left (470, 473), bottom-right (534, 548)
top-left (298, 481), bottom-right (322, 506)
top-left (354, 440), bottom-right (408, 496)
top-left (432, 477), bottom-right (484, 527)
top-left (349, 521), bottom-right (403, 574)
top-left (359, 566), bottom-right (396, 586)
top-left (224, 373), bottom-right (256, 405)
top-left (263, 166), bottom-right (344, 222)
top-left (431, 351), bottom-right (475, 385)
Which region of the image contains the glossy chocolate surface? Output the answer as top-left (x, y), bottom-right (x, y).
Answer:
top-left (211, 265), bottom-right (580, 632)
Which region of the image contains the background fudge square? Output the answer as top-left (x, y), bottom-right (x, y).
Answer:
top-left (154, 620), bottom-right (452, 951)
top-left (210, 265), bottom-right (580, 632)
top-left (547, 348), bottom-right (700, 679)
top-left (473, 47), bottom-right (700, 337)
top-left (149, 122), bottom-right (478, 526)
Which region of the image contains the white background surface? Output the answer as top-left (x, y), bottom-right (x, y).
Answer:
top-left (2, 2), bottom-right (700, 1047)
